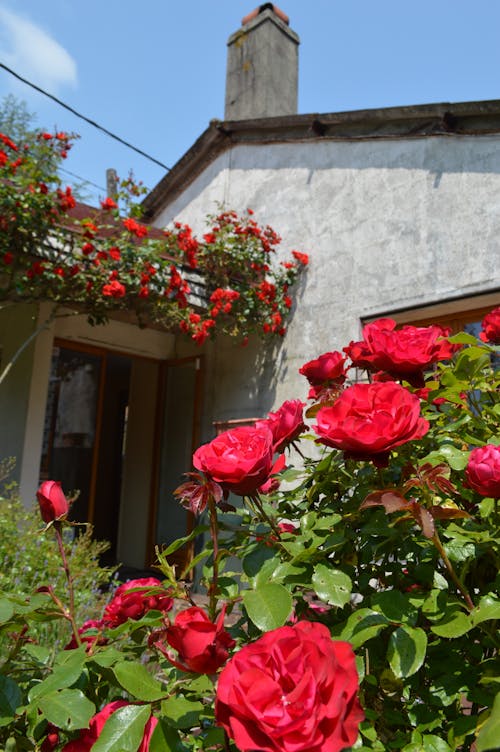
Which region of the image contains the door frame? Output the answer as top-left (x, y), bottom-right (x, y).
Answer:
top-left (146, 354), bottom-right (205, 571)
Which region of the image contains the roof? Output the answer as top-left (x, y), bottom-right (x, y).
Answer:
top-left (142, 98), bottom-right (500, 221)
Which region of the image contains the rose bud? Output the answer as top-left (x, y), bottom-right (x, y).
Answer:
top-left (465, 444), bottom-right (500, 498)
top-left (36, 480), bottom-right (69, 523)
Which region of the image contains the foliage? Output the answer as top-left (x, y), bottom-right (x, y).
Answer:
top-left (0, 465), bottom-right (114, 647)
top-left (0, 319), bottom-right (499, 751)
top-left (0, 121), bottom-right (307, 345)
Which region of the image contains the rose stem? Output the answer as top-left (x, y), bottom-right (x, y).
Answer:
top-left (207, 495), bottom-right (219, 620)
top-left (250, 493), bottom-right (282, 539)
top-left (53, 521), bottom-right (82, 646)
top-left (432, 530), bottom-right (475, 612)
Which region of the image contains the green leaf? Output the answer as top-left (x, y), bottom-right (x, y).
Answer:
top-left (88, 647), bottom-right (123, 668)
top-left (431, 607), bottom-right (472, 638)
top-left (476, 691), bottom-right (500, 751)
top-left (0, 676), bottom-right (22, 726)
top-left (420, 735), bottom-right (453, 752)
top-left (150, 720), bottom-right (186, 752)
top-left (28, 647), bottom-right (87, 702)
top-left (0, 598), bottom-right (14, 623)
top-left (92, 704), bottom-right (151, 752)
top-left (243, 583), bottom-right (293, 631)
top-left (159, 525), bottom-right (206, 557)
top-left (425, 445), bottom-right (470, 471)
top-left (271, 562), bottom-right (311, 586)
top-left (312, 564), bottom-right (352, 608)
top-left (37, 689), bottom-right (95, 731)
top-left (113, 662), bottom-right (166, 701)
top-left (242, 544), bottom-right (277, 578)
top-left (444, 539), bottom-right (475, 564)
top-left (448, 332), bottom-right (480, 345)
top-left (387, 626), bottom-right (427, 678)
top-left (471, 595), bottom-right (500, 627)
top-left (371, 590), bottom-right (417, 625)
top-left (23, 644), bottom-right (51, 664)
top-left (161, 696), bottom-right (204, 729)
top-left (337, 609), bottom-right (389, 649)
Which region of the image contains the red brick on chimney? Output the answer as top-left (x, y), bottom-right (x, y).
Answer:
top-left (241, 4), bottom-right (290, 27)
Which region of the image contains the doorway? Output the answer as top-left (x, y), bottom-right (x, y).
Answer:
top-left (40, 342), bottom-right (131, 563)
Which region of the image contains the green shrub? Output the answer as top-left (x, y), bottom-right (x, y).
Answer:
top-left (0, 461), bottom-right (115, 645)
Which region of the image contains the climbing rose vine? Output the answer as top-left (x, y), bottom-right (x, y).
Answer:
top-left (0, 130), bottom-right (307, 344)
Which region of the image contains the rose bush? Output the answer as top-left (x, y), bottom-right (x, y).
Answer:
top-left (215, 622), bottom-right (363, 752)
top-left (0, 126), bottom-right (308, 382)
top-left (1, 311), bottom-right (499, 752)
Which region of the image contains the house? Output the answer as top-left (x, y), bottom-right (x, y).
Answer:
top-left (1, 3), bottom-right (499, 573)
top-left (142, 2), bottom-right (500, 428)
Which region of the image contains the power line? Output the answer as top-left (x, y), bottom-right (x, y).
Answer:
top-left (0, 61), bottom-right (171, 172)
top-left (59, 167), bottom-right (106, 193)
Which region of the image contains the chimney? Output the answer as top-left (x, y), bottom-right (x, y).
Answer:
top-left (225, 4), bottom-right (299, 121)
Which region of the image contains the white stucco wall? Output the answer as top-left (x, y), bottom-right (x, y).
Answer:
top-left (153, 135), bottom-right (500, 430)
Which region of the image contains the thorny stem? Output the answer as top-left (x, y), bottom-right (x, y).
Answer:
top-left (53, 521), bottom-right (82, 646)
top-left (250, 493), bottom-right (282, 540)
top-left (207, 495), bottom-right (219, 621)
top-left (432, 530), bottom-right (475, 611)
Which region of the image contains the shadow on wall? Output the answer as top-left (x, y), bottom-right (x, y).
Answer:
top-left (207, 270), bottom-right (307, 427)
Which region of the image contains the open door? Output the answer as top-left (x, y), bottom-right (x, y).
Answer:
top-left (150, 355), bottom-right (204, 574)
top-left (40, 341), bottom-right (131, 563)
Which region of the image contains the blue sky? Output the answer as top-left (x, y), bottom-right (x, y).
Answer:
top-left (1, 1), bottom-right (499, 205)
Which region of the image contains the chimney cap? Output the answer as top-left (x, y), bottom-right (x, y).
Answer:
top-left (241, 4), bottom-right (289, 27)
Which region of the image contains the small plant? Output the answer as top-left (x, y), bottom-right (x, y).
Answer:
top-left (0, 468), bottom-right (114, 646)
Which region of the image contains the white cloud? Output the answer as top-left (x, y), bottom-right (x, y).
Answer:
top-left (0, 7), bottom-right (77, 93)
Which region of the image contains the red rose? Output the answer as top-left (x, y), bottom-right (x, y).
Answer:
top-left (259, 452), bottom-right (287, 494)
top-left (465, 444), bottom-right (500, 498)
top-left (102, 280), bottom-right (126, 298)
top-left (313, 381), bottom-right (429, 467)
top-left (36, 480), bottom-right (69, 523)
top-left (100, 197), bottom-right (117, 210)
top-left (62, 701), bottom-right (157, 752)
top-left (103, 578), bottom-right (173, 627)
top-left (64, 619), bottom-right (106, 652)
top-left (299, 351), bottom-right (348, 398)
top-left (344, 318), bottom-right (460, 387)
top-left (292, 250), bottom-right (309, 265)
top-left (215, 621), bottom-right (363, 752)
top-left (193, 425), bottom-right (274, 496)
top-left (123, 217), bottom-right (148, 237)
top-left (156, 605), bottom-right (235, 674)
top-left (256, 399), bottom-right (307, 452)
top-left (479, 306), bottom-right (500, 345)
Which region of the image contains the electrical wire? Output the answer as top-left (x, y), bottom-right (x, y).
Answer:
top-left (59, 167), bottom-right (106, 193)
top-left (0, 61), bottom-right (171, 171)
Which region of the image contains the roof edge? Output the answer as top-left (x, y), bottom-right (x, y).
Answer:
top-left (142, 99), bottom-right (500, 222)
